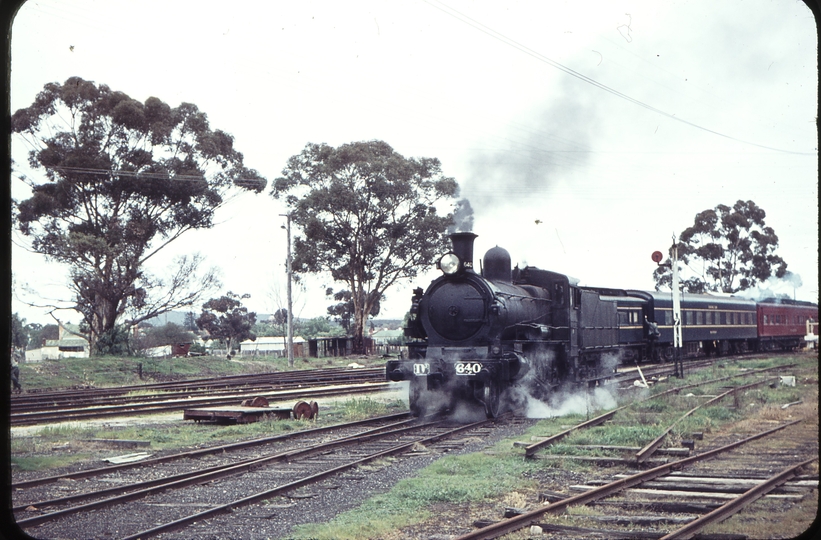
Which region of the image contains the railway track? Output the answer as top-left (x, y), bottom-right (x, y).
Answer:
top-left (457, 361), bottom-right (818, 539)
top-left (10, 367), bottom-right (388, 426)
top-left (14, 412), bottom-right (508, 539)
top-left (11, 366), bottom-right (385, 407)
top-left (466, 420), bottom-right (815, 539)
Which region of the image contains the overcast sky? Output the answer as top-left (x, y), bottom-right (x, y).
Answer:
top-left (8, 0), bottom-right (818, 326)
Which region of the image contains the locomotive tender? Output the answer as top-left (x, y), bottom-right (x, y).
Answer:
top-left (386, 233), bottom-right (818, 418)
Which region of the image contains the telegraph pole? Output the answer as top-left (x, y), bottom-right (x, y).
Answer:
top-left (280, 213), bottom-right (294, 367)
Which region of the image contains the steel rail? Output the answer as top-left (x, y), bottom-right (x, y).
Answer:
top-left (10, 368), bottom-right (386, 409)
top-left (635, 376), bottom-right (778, 462)
top-left (12, 411), bottom-right (410, 490)
top-left (16, 417), bottom-right (437, 525)
top-left (117, 416), bottom-right (501, 540)
top-left (11, 373), bottom-right (387, 412)
top-left (617, 360), bottom-right (798, 393)
top-left (455, 419), bottom-right (803, 540)
top-left (659, 457), bottom-right (817, 540)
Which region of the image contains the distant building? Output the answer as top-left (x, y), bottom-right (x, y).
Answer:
top-left (26, 322), bottom-right (89, 362)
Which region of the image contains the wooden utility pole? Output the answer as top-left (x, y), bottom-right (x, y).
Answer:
top-left (280, 213), bottom-right (294, 367)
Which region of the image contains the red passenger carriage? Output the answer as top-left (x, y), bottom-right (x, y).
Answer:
top-left (756, 298), bottom-right (818, 351)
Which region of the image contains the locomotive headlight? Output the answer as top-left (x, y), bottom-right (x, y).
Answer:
top-left (438, 252), bottom-right (460, 275)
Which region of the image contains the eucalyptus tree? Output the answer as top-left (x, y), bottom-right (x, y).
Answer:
top-left (653, 200), bottom-right (788, 294)
top-left (271, 140), bottom-right (461, 354)
top-left (196, 292), bottom-right (257, 358)
top-left (12, 77), bottom-right (266, 352)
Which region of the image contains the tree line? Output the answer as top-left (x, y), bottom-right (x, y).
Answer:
top-left (11, 77), bottom-right (796, 358)
top-left (10, 309), bottom-right (348, 356)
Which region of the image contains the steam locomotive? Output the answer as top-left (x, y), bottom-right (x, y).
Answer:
top-left (385, 233), bottom-right (818, 417)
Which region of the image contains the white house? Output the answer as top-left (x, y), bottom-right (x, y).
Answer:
top-left (370, 328), bottom-right (405, 345)
top-left (240, 336), bottom-right (306, 357)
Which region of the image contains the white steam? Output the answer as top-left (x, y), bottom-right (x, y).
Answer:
top-left (524, 385), bottom-right (617, 419)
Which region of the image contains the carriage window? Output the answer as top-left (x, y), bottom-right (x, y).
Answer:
top-left (665, 311), bottom-right (673, 325)
top-left (685, 311), bottom-right (692, 325)
top-left (729, 312), bottom-right (735, 325)
top-left (764, 315), bottom-right (769, 325)
top-left (707, 312), bottom-right (714, 325)
top-left (619, 311), bottom-right (628, 325)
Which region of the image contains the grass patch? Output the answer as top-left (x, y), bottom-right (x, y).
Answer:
top-left (563, 424), bottom-right (664, 447)
top-left (11, 454), bottom-right (93, 471)
top-left (289, 444), bottom-right (540, 540)
top-left (335, 397), bottom-right (404, 420)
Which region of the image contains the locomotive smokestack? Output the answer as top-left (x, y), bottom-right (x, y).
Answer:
top-left (449, 232), bottom-right (478, 272)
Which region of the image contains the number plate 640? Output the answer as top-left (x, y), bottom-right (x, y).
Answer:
top-left (455, 362), bottom-right (483, 375)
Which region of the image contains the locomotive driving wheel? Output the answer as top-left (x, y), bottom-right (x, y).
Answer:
top-left (481, 382), bottom-right (502, 418)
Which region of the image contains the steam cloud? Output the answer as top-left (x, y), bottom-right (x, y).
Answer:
top-left (738, 271), bottom-right (804, 302)
top-left (447, 198), bottom-right (475, 233)
top-left (513, 351), bottom-right (620, 419)
top-left (523, 386), bottom-right (617, 419)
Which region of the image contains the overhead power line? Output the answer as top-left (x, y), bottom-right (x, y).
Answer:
top-left (44, 166), bottom-right (264, 187)
top-left (424, 0), bottom-right (815, 156)
top-left (50, 166), bottom-right (207, 182)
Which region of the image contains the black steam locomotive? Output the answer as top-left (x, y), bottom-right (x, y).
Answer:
top-left (385, 233), bottom-right (818, 417)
